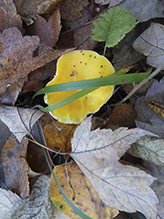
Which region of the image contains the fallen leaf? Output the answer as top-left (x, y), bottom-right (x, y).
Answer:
top-left (26, 8), bottom-right (61, 47)
top-left (0, 27), bottom-right (64, 94)
top-left (0, 76), bottom-right (27, 105)
top-left (60, 0), bottom-right (89, 21)
top-left (135, 77), bottom-right (164, 138)
top-left (0, 0), bottom-right (22, 31)
top-left (0, 188), bottom-right (21, 219)
top-left (1, 134), bottom-right (29, 199)
top-left (100, 103), bottom-right (137, 129)
top-left (14, 0), bottom-right (64, 24)
top-left (50, 161), bottom-right (119, 219)
top-left (11, 174), bottom-right (69, 219)
top-left (129, 136), bottom-right (164, 167)
top-left (71, 117), bottom-right (158, 219)
top-left (39, 114), bottom-right (78, 153)
top-left (142, 162), bottom-right (164, 219)
top-left (116, 0), bottom-right (164, 22)
top-left (0, 106), bottom-right (43, 142)
top-left (133, 22), bottom-right (164, 69)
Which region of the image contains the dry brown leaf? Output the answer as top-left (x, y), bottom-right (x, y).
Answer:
top-left (60, 0), bottom-right (89, 22)
top-left (50, 161), bottom-right (119, 219)
top-left (0, 0), bottom-right (22, 31)
top-left (26, 8), bottom-right (61, 47)
top-left (14, 0), bottom-right (65, 24)
top-left (0, 106), bottom-right (43, 142)
top-left (1, 134), bottom-right (29, 199)
top-left (0, 27), bottom-right (65, 94)
top-left (71, 117), bottom-right (158, 219)
top-left (39, 114), bottom-right (78, 153)
top-left (100, 103), bottom-right (137, 129)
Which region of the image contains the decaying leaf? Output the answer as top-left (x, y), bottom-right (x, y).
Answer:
top-left (14, 0), bottom-right (64, 24)
top-left (0, 106), bottom-right (43, 142)
top-left (142, 162), bottom-right (164, 219)
top-left (135, 77), bottom-right (164, 138)
top-left (39, 114), bottom-right (78, 153)
top-left (129, 136), bottom-right (164, 167)
top-left (145, 99), bottom-right (164, 120)
top-left (26, 8), bottom-right (61, 47)
top-left (11, 174), bottom-right (69, 219)
top-left (1, 134), bottom-right (29, 199)
top-left (133, 22), bottom-right (164, 69)
top-left (71, 117), bottom-right (158, 219)
top-left (0, 27), bottom-right (63, 94)
top-left (0, 0), bottom-right (22, 31)
top-left (0, 188), bottom-right (21, 219)
top-left (50, 161), bottom-right (119, 219)
top-left (60, 0), bottom-right (89, 22)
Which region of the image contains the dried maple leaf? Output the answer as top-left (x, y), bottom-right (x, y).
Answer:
top-left (71, 117), bottom-right (158, 219)
top-left (0, 0), bottom-right (22, 31)
top-left (0, 27), bottom-right (64, 94)
top-left (26, 8), bottom-right (61, 47)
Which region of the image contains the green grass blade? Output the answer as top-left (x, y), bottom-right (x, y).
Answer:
top-left (41, 88), bottom-right (97, 112)
top-left (34, 71), bottom-right (150, 98)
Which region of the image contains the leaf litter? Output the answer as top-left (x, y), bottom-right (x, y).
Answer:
top-left (1, 0), bottom-right (164, 218)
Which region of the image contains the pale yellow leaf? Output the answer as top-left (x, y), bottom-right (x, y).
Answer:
top-left (71, 117), bottom-right (158, 219)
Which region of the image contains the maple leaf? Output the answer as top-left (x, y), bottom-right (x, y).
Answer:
top-left (71, 117), bottom-right (158, 219)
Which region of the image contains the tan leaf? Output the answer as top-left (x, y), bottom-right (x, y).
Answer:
top-left (50, 161), bottom-right (119, 219)
top-left (26, 8), bottom-right (61, 47)
top-left (1, 134), bottom-right (29, 199)
top-left (71, 117), bottom-right (158, 219)
top-left (0, 106), bottom-right (43, 142)
top-left (0, 0), bottom-right (22, 31)
top-left (129, 136), bottom-right (164, 167)
top-left (0, 27), bottom-right (63, 93)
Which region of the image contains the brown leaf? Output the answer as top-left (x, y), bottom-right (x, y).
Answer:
top-left (60, 0), bottom-right (89, 22)
top-left (14, 0), bottom-right (65, 24)
top-left (1, 134), bottom-right (29, 199)
top-left (26, 8), bottom-right (61, 47)
top-left (100, 103), bottom-right (137, 129)
top-left (0, 0), bottom-right (22, 31)
top-left (39, 114), bottom-right (78, 153)
top-left (50, 161), bottom-right (119, 219)
top-left (0, 27), bottom-right (64, 93)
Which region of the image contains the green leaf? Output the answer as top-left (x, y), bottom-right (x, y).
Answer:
top-left (92, 7), bottom-right (137, 53)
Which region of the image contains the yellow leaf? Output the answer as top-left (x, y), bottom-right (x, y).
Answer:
top-left (49, 161), bottom-right (118, 219)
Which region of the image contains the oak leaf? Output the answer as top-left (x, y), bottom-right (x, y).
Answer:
top-left (71, 117), bottom-right (158, 219)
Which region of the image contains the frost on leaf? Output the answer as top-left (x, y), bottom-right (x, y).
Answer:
top-left (71, 117), bottom-right (158, 219)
